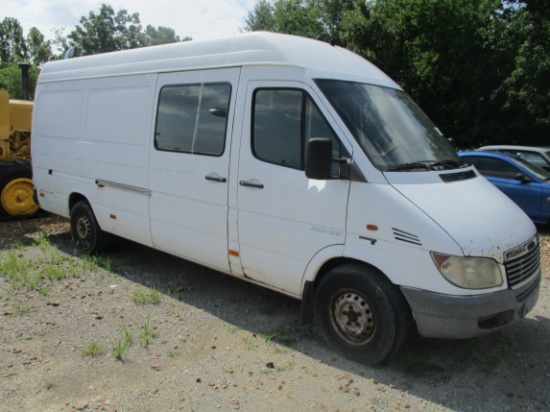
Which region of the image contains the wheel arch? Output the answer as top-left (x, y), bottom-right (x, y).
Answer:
top-left (68, 192), bottom-right (89, 213)
top-left (300, 254), bottom-right (399, 325)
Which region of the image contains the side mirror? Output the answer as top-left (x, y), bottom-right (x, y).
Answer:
top-left (514, 173), bottom-right (532, 183)
top-left (305, 138), bottom-right (332, 180)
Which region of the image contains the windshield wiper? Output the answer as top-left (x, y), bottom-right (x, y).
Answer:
top-left (385, 159), bottom-right (466, 172)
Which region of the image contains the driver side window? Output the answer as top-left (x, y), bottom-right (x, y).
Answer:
top-left (252, 88), bottom-right (341, 172)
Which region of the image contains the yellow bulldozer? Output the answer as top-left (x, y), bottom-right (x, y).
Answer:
top-left (0, 88), bottom-right (40, 218)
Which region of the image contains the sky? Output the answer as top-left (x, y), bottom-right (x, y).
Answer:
top-left (3, 0), bottom-right (257, 43)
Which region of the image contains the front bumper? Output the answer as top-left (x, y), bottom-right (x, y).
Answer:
top-left (401, 272), bottom-right (540, 339)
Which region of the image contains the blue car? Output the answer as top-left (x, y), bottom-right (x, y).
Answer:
top-left (459, 151), bottom-right (550, 225)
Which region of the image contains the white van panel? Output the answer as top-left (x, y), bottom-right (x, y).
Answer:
top-left (389, 170), bottom-right (536, 261)
top-left (235, 79), bottom-right (350, 296)
top-left (32, 74), bottom-right (156, 247)
top-left (85, 86), bottom-right (150, 145)
top-left (148, 68), bottom-right (241, 273)
top-left (34, 90), bottom-right (83, 139)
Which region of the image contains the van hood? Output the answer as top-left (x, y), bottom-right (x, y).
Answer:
top-left (388, 171), bottom-right (536, 263)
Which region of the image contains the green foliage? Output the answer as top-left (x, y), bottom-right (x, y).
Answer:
top-left (131, 288), bottom-right (161, 305)
top-left (0, 17), bottom-right (27, 63)
top-left (244, 0), bottom-right (550, 147)
top-left (0, 62), bottom-right (38, 99)
top-left (245, 0), bottom-right (328, 40)
top-left (26, 27), bottom-right (53, 66)
top-left (139, 315), bottom-right (158, 347)
top-left (113, 324), bottom-right (133, 360)
top-left (61, 4), bottom-right (189, 56)
top-left (81, 342), bottom-right (104, 357)
top-left (43, 380), bottom-right (55, 390)
top-left (0, 235), bottom-right (107, 293)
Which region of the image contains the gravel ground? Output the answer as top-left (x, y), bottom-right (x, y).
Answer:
top-left (0, 214), bottom-right (549, 412)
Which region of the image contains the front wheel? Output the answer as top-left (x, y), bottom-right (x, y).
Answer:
top-left (314, 264), bottom-right (412, 364)
top-left (70, 200), bottom-right (109, 253)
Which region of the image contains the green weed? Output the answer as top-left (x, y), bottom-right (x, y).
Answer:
top-left (139, 315), bottom-right (159, 347)
top-left (132, 288), bottom-right (161, 305)
top-left (113, 324), bottom-right (133, 361)
top-left (226, 325), bottom-right (242, 334)
top-left (81, 342), bottom-right (104, 357)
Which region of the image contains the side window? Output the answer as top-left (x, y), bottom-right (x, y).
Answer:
top-left (253, 88), bottom-right (341, 171)
top-left (518, 152), bottom-right (544, 168)
top-left (465, 156), bottom-right (519, 179)
top-left (155, 83), bottom-right (231, 156)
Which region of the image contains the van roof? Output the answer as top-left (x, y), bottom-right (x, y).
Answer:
top-left (38, 31), bottom-right (398, 88)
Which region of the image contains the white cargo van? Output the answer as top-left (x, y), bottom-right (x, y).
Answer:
top-left (32, 32), bottom-right (541, 364)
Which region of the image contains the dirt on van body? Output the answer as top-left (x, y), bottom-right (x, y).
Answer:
top-left (1, 214), bottom-right (549, 412)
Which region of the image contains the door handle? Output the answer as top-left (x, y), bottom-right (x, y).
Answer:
top-left (239, 180), bottom-right (264, 189)
top-left (205, 174), bottom-right (227, 183)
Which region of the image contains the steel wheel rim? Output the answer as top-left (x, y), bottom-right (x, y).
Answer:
top-left (76, 214), bottom-right (92, 243)
top-left (1, 177), bottom-right (39, 216)
top-left (331, 290), bottom-right (375, 345)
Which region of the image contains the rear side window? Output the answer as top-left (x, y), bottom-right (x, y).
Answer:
top-left (252, 88), bottom-right (341, 170)
top-left (154, 83), bottom-right (231, 156)
top-left (516, 151), bottom-right (547, 168)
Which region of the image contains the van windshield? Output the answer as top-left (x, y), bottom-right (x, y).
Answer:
top-left (315, 80), bottom-right (466, 171)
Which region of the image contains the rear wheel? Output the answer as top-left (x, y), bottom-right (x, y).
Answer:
top-left (0, 159), bottom-right (40, 217)
top-left (314, 263), bottom-right (412, 364)
top-left (70, 200), bottom-right (109, 253)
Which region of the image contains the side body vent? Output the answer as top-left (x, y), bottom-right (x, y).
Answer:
top-left (439, 170), bottom-right (476, 183)
top-left (393, 228), bottom-right (422, 246)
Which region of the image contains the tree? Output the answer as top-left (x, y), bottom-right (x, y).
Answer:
top-left (244, 0), bottom-right (327, 40)
top-left (26, 28), bottom-right (52, 66)
top-left (499, 0), bottom-right (550, 143)
top-left (245, 0), bottom-right (549, 147)
top-left (66, 4), bottom-right (143, 55)
top-left (62, 3), bottom-right (190, 56)
top-left (142, 25), bottom-right (190, 47)
top-left (0, 18), bottom-right (27, 63)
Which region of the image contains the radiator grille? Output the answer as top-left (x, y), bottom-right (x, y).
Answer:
top-left (504, 236), bottom-right (540, 290)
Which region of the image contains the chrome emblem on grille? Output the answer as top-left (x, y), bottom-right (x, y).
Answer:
top-left (505, 236), bottom-right (539, 262)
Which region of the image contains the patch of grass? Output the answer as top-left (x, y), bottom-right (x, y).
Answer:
top-left (81, 342), bottom-right (104, 357)
top-left (44, 380), bottom-right (55, 390)
top-left (0, 249), bottom-right (33, 287)
top-left (275, 361), bottom-right (296, 372)
top-left (121, 324), bottom-right (134, 345)
top-left (0, 236), bottom-right (91, 294)
top-left (167, 348), bottom-right (181, 358)
top-left (113, 324), bottom-right (133, 361)
top-left (226, 325), bottom-right (242, 334)
top-left (131, 288), bottom-right (161, 305)
top-left (80, 253), bottom-right (114, 272)
top-left (274, 333), bottom-right (297, 347)
top-left (259, 332), bottom-right (277, 343)
top-left (139, 315), bottom-right (159, 348)
top-left (244, 340), bottom-right (256, 351)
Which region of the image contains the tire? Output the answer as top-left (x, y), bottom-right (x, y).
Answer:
top-left (0, 159), bottom-right (40, 217)
top-left (314, 263), bottom-right (412, 364)
top-left (70, 200), bottom-right (109, 253)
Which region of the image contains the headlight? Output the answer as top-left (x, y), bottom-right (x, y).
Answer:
top-left (431, 252), bottom-right (503, 289)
